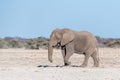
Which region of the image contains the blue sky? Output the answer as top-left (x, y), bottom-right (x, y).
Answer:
top-left (0, 0), bottom-right (120, 38)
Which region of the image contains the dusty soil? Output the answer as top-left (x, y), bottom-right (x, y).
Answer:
top-left (0, 48), bottom-right (120, 80)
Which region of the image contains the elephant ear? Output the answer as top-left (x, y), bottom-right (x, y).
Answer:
top-left (61, 30), bottom-right (74, 46)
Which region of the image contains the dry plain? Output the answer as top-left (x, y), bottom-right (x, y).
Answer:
top-left (0, 48), bottom-right (120, 80)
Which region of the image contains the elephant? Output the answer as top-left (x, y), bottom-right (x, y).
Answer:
top-left (48, 28), bottom-right (99, 67)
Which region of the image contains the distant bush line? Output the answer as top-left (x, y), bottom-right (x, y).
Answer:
top-left (0, 37), bottom-right (48, 49)
top-left (0, 36), bottom-right (120, 49)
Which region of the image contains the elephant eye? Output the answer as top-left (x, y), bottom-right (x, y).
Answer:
top-left (56, 36), bottom-right (59, 39)
top-left (56, 34), bottom-right (61, 39)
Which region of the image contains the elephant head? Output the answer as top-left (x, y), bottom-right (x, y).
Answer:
top-left (48, 28), bottom-right (74, 63)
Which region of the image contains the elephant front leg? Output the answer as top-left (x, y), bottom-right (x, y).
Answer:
top-left (64, 52), bottom-right (73, 66)
top-left (61, 46), bottom-right (66, 65)
top-left (61, 46), bottom-right (73, 66)
top-left (65, 45), bottom-right (74, 66)
top-left (61, 41), bottom-right (74, 66)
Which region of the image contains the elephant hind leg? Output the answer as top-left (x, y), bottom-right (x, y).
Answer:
top-left (80, 53), bottom-right (91, 67)
top-left (91, 50), bottom-right (99, 67)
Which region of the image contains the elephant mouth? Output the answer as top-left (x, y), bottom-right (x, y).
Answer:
top-left (53, 42), bottom-right (61, 48)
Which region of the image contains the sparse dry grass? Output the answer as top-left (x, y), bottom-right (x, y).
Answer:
top-left (0, 48), bottom-right (120, 67)
top-left (0, 48), bottom-right (120, 80)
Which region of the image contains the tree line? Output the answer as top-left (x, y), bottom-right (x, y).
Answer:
top-left (0, 36), bottom-right (120, 49)
top-left (0, 37), bottom-right (48, 49)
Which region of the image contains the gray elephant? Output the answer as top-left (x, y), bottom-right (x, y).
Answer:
top-left (48, 28), bottom-right (99, 67)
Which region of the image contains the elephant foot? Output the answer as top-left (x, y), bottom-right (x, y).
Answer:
top-left (94, 64), bottom-right (99, 67)
top-left (80, 64), bottom-right (87, 67)
top-left (64, 62), bottom-right (71, 66)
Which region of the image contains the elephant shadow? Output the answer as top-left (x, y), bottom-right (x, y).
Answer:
top-left (37, 65), bottom-right (80, 68)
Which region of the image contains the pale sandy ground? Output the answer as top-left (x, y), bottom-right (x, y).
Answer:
top-left (0, 48), bottom-right (120, 80)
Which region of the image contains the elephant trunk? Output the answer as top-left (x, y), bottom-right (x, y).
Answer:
top-left (48, 41), bottom-right (53, 63)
